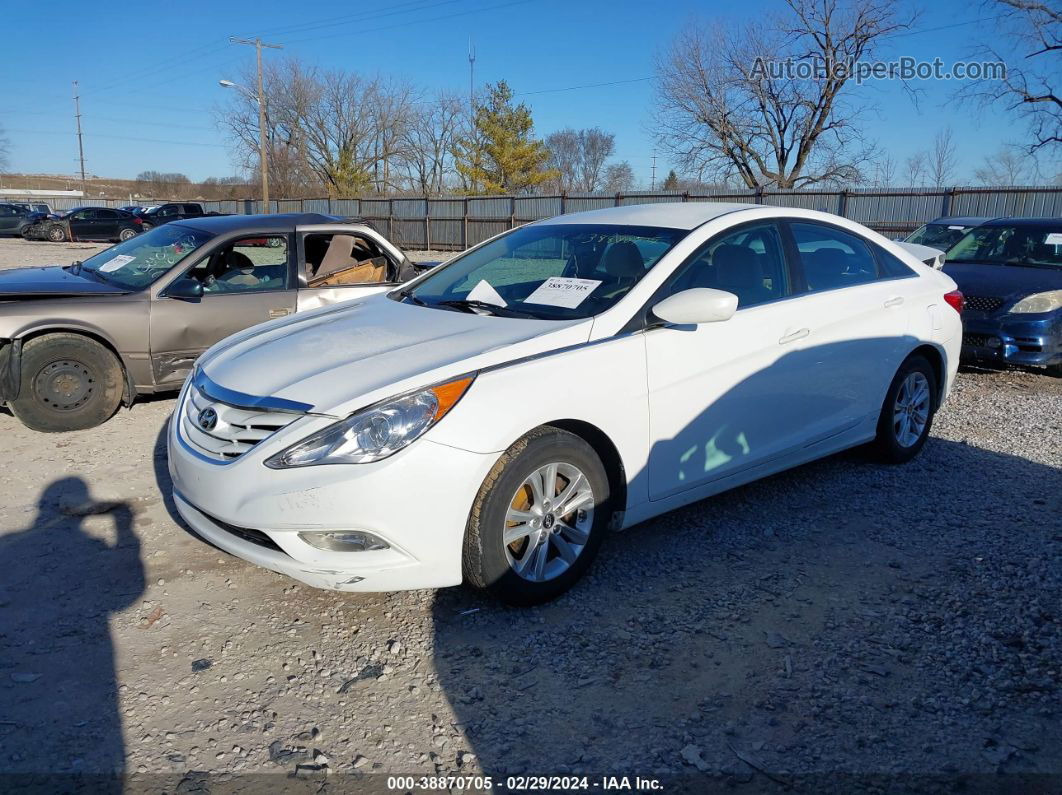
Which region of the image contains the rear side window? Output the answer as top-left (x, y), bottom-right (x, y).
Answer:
top-left (663, 221), bottom-right (791, 309)
top-left (874, 245), bottom-right (917, 278)
top-left (789, 222), bottom-right (878, 292)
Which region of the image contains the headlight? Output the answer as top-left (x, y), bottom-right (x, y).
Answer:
top-left (265, 374), bottom-right (475, 468)
top-left (1010, 290), bottom-right (1062, 314)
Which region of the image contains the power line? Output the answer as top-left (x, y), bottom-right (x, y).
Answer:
top-left (257, 0), bottom-right (464, 39)
top-left (5, 128), bottom-right (227, 148)
top-left (516, 76), bottom-right (653, 97)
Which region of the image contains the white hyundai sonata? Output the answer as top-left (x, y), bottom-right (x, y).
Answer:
top-left (167, 203), bottom-right (964, 605)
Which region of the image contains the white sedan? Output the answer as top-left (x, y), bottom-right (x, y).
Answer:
top-left (167, 203), bottom-right (964, 605)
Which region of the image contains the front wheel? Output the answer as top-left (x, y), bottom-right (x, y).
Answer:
top-left (10, 334), bottom-right (124, 432)
top-left (871, 355), bottom-right (937, 464)
top-left (463, 427), bottom-right (611, 606)
top-left (47, 225), bottom-right (67, 242)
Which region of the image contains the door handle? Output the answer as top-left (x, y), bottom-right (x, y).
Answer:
top-left (779, 327), bottom-right (810, 345)
top-left (268, 308), bottom-right (290, 318)
top-left (884, 296), bottom-right (904, 308)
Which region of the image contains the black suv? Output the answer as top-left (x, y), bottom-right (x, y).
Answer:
top-left (0, 203), bottom-right (40, 237)
top-left (22, 207), bottom-right (144, 242)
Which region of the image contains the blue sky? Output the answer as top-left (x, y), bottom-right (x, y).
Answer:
top-left (0, 0), bottom-right (1036, 187)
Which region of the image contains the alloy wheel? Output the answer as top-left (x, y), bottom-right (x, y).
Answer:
top-left (503, 462), bottom-right (595, 582)
top-left (893, 371), bottom-right (931, 448)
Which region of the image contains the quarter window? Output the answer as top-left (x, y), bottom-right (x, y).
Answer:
top-left (663, 222), bottom-right (791, 309)
top-left (790, 223), bottom-right (878, 292)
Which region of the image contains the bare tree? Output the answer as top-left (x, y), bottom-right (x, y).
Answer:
top-left (904, 152), bottom-right (928, 187)
top-left (544, 129), bottom-right (581, 192)
top-left (398, 92), bottom-right (463, 195)
top-left (962, 0), bottom-right (1061, 152)
top-left (871, 152), bottom-right (897, 187)
top-left (973, 145), bottom-right (1034, 184)
top-left (654, 0), bottom-right (910, 188)
top-left (603, 161), bottom-right (635, 193)
top-left (927, 128), bottom-right (959, 186)
top-left (577, 128), bottom-right (615, 191)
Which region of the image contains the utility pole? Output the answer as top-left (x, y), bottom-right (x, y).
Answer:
top-left (230, 36), bottom-right (283, 212)
top-left (72, 81), bottom-right (86, 196)
top-left (650, 152), bottom-right (657, 191)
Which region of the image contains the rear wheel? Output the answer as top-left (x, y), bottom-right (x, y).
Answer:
top-left (10, 334), bottom-right (124, 432)
top-left (118, 227), bottom-right (137, 241)
top-left (871, 355), bottom-right (937, 463)
top-left (463, 427), bottom-right (610, 605)
top-left (47, 225), bottom-right (66, 242)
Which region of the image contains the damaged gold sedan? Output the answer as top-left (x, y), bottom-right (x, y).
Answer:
top-left (0, 213), bottom-right (420, 432)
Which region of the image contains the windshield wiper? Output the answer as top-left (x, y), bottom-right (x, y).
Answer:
top-left (435, 299), bottom-right (538, 318)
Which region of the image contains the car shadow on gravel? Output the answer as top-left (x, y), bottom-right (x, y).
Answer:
top-left (431, 438), bottom-right (1061, 790)
top-left (0, 477), bottom-right (143, 790)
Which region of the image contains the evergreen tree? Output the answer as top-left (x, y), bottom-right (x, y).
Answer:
top-left (662, 169), bottom-right (679, 191)
top-left (454, 81), bottom-right (555, 194)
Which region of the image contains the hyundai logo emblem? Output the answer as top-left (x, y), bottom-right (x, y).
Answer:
top-left (197, 407), bottom-right (218, 432)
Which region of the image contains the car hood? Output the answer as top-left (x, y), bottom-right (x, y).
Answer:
top-left (942, 262), bottom-right (1062, 300)
top-left (0, 266), bottom-right (130, 297)
top-left (199, 292), bottom-right (593, 416)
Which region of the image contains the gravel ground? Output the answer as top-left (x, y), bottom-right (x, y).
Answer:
top-left (0, 236), bottom-right (1060, 791)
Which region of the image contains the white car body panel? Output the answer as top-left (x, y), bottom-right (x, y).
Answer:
top-left (168, 203), bottom-right (963, 593)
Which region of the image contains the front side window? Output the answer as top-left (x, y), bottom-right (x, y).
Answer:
top-left (404, 223), bottom-right (686, 319)
top-left (790, 222), bottom-right (879, 292)
top-left (662, 222), bottom-right (791, 309)
top-left (947, 223), bottom-right (1062, 269)
top-left (186, 235), bottom-right (291, 294)
top-left (78, 224), bottom-right (215, 289)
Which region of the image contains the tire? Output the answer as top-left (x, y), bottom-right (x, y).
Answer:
top-left (871, 355), bottom-right (937, 464)
top-left (10, 334), bottom-right (124, 433)
top-left (47, 225), bottom-right (66, 242)
top-left (141, 223), bottom-right (153, 232)
top-left (463, 426), bottom-right (611, 606)
top-left (118, 228), bottom-right (137, 241)
top-left (1047, 363), bottom-right (1062, 378)
top-left (18, 224), bottom-right (30, 237)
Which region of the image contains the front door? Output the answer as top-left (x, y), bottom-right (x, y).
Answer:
top-left (148, 233), bottom-right (297, 386)
top-left (0, 205), bottom-right (19, 233)
top-left (645, 221), bottom-right (811, 500)
top-left (67, 209), bottom-right (99, 240)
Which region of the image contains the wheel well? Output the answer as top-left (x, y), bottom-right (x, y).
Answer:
top-left (19, 328), bottom-right (135, 404)
top-left (543, 419), bottom-right (627, 522)
top-left (908, 344), bottom-right (945, 408)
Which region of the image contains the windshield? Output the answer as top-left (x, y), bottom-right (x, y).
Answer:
top-left (402, 223), bottom-right (686, 319)
top-left (78, 224), bottom-right (215, 289)
top-left (946, 223), bottom-right (1062, 269)
top-left (905, 223), bottom-right (973, 251)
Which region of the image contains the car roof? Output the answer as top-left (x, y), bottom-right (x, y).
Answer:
top-left (978, 216), bottom-right (1062, 226)
top-left (171, 212), bottom-right (371, 234)
top-left (537, 201), bottom-right (762, 230)
top-left (928, 216), bottom-right (997, 225)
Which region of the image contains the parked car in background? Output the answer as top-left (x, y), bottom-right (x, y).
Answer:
top-left (138, 202), bottom-right (221, 230)
top-left (905, 216), bottom-right (995, 251)
top-left (943, 217), bottom-right (1062, 376)
top-left (167, 203), bottom-right (963, 604)
top-left (0, 203), bottom-right (41, 237)
top-left (0, 213), bottom-right (418, 431)
top-left (21, 206), bottom-right (143, 242)
top-left (897, 241), bottom-right (946, 269)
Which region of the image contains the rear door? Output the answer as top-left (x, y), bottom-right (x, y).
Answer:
top-left (294, 224), bottom-right (404, 310)
top-left (67, 209), bottom-right (97, 239)
top-left (95, 208), bottom-right (122, 240)
top-left (0, 204), bottom-right (18, 233)
top-left (148, 232), bottom-right (297, 387)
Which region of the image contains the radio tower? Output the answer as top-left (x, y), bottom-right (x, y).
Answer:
top-left (468, 38), bottom-right (476, 116)
top-left (650, 152), bottom-right (657, 191)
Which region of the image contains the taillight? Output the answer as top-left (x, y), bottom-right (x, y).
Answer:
top-left (133, 217), bottom-right (143, 224)
top-left (944, 290), bottom-right (964, 313)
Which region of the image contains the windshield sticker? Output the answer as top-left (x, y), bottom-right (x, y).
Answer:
top-left (1044, 233), bottom-right (1062, 245)
top-left (948, 225), bottom-right (965, 230)
top-left (465, 279), bottom-right (507, 307)
top-left (523, 277), bottom-right (602, 309)
top-left (98, 254), bottom-right (137, 273)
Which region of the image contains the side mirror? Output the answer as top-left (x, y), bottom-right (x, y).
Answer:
top-left (651, 288), bottom-right (738, 326)
top-left (167, 278), bottom-right (204, 299)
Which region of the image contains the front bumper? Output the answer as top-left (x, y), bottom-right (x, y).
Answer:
top-left (167, 410), bottom-right (499, 593)
top-left (960, 312), bottom-right (1062, 369)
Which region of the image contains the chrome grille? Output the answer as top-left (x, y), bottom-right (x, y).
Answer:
top-left (964, 295), bottom-right (1004, 313)
top-left (179, 382), bottom-right (302, 463)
